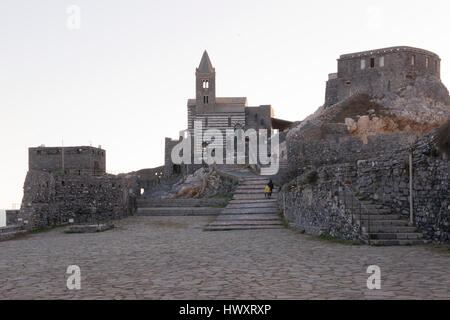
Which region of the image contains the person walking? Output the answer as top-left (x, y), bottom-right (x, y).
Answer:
top-left (264, 184), bottom-right (271, 198)
top-left (267, 179), bottom-right (274, 198)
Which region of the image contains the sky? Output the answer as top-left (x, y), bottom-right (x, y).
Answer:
top-left (0, 0), bottom-right (449, 220)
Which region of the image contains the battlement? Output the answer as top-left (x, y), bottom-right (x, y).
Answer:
top-left (339, 46), bottom-right (440, 60)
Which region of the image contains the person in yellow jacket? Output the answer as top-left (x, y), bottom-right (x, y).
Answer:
top-left (264, 185), bottom-right (271, 198)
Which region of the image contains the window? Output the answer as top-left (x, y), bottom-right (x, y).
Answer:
top-left (202, 80), bottom-right (209, 89)
top-left (411, 55), bottom-right (415, 66)
top-left (379, 56), bottom-right (385, 67)
top-left (361, 59), bottom-right (366, 70)
top-left (370, 58), bottom-right (375, 68)
top-left (426, 57), bottom-right (429, 68)
top-left (203, 96), bottom-right (209, 104)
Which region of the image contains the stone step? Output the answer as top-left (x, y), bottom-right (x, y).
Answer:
top-left (209, 220), bottom-right (283, 227)
top-left (355, 214), bottom-right (400, 220)
top-left (361, 226), bottom-right (418, 233)
top-left (236, 185), bottom-right (273, 189)
top-left (347, 208), bottom-right (392, 215)
top-left (0, 225), bottom-right (24, 234)
top-left (234, 189), bottom-right (278, 195)
top-left (367, 239), bottom-right (428, 246)
top-left (221, 207), bottom-right (278, 215)
top-left (226, 203), bottom-right (278, 209)
top-left (228, 199), bottom-right (277, 204)
top-left (216, 214), bottom-right (280, 221)
top-left (136, 207), bottom-right (222, 216)
top-left (366, 232), bottom-right (423, 240)
top-left (360, 219), bottom-right (409, 226)
top-left (204, 225), bottom-right (284, 231)
top-left (0, 230), bottom-right (27, 241)
top-left (240, 180), bottom-right (271, 185)
top-left (233, 194), bottom-right (277, 200)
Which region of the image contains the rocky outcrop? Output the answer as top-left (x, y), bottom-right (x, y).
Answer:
top-left (143, 167), bottom-right (237, 200)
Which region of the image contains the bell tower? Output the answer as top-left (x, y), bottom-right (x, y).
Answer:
top-left (196, 50), bottom-right (216, 112)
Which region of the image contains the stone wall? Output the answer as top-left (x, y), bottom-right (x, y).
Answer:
top-left (29, 146), bottom-right (106, 175)
top-left (279, 130), bottom-right (449, 243)
top-left (279, 163), bottom-right (361, 241)
top-left (18, 170), bottom-right (138, 230)
top-left (355, 135), bottom-right (449, 242)
top-left (286, 122), bottom-right (417, 179)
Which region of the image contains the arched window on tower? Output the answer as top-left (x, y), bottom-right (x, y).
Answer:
top-left (202, 80), bottom-right (209, 89)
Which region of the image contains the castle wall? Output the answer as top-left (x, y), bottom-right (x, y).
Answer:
top-left (29, 146), bottom-right (106, 175)
top-left (325, 46), bottom-right (442, 107)
top-left (18, 170), bottom-right (137, 230)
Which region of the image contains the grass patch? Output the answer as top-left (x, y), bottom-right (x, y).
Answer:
top-left (428, 243), bottom-right (450, 255)
top-left (302, 171), bottom-right (318, 185)
top-left (276, 210), bottom-right (290, 229)
top-left (328, 94), bottom-right (388, 123)
top-left (315, 234), bottom-right (361, 246)
top-left (30, 224), bottom-right (67, 234)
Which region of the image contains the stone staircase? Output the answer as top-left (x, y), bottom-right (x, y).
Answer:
top-left (338, 192), bottom-right (426, 245)
top-left (204, 175), bottom-right (284, 231)
top-left (136, 198), bottom-right (224, 216)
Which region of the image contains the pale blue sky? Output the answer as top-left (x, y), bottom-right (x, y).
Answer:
top-left (0, 0), bottom-right (449, 222)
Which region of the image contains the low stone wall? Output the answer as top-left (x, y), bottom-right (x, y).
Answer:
top-left (18, 170), bottom-right (138, 230)
top-left (279, 164), bottom-right (361, 241)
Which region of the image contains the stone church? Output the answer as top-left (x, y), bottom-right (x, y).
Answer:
top-left (164, 51), bottom-right (292, 176)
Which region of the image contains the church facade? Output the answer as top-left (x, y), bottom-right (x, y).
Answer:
top-left (164, 51), bottom-right (292, 176)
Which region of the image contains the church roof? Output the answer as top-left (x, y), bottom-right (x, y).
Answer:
top-left (197, 50), bottom-right (214, 73)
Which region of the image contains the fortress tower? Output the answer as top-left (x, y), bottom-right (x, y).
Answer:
top-left (324, 46), bottom-right (442, 107)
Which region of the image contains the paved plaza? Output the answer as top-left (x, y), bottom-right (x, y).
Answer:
top-left (0, 216), bottom-right (449, 299)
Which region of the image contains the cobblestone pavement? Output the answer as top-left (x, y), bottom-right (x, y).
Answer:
top-left (0, 216), bottom-right (449, 299)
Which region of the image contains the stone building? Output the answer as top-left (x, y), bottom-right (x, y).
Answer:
top-left (164, 51), bottom-right (292, 175)
top-left (325, 46), bottom-right (442, 107)
top-left (18, 146), bottom-right (137, 230)
top-left (29, 146), bottom-right (106, 176)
